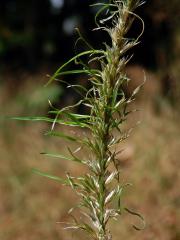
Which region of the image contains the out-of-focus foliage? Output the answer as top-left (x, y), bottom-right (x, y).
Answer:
top-left (0, 0), bottom-right (179, 108)
top-left (0, 0), bottom-right (179, 70)
top-left (147, 0), bottom-right (179, 22)
top-left (0, 0), bottom-right (94, 70)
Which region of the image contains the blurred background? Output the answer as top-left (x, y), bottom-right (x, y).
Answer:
top-left (0, 0), bottom-right (180, 239)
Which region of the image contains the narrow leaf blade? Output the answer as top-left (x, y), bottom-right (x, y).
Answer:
top-left (32, 168), bottom-right (67, 184)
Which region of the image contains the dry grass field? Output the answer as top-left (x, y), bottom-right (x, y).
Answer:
top-left (0, 71), bottom-right (179, 240)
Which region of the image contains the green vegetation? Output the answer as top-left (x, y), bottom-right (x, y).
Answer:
top-left (1, 1), bottom-right (180, 240)
top-left (13, 1), bottom-right (147, 239)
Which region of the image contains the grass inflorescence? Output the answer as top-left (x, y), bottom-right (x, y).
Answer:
top-left (13, 1), bottom-right (146, 239)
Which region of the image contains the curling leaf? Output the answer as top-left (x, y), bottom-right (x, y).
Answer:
top-left (125, 207), bottom-right (146, 231)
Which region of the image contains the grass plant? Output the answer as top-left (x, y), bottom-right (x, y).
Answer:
top-left (13, 1), bottom-right (146, 239)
